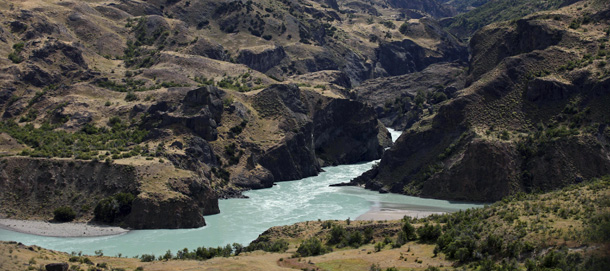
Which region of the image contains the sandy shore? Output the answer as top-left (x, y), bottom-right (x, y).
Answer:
top-left (356, 206), bottom-right (445, 221)
top-left (0, 219), bottom-right (129, 237)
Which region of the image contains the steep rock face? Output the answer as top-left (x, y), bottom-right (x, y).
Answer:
top-left (354, 62), bottom-right (466, 130)
top-left (258, 123), bottom-right (321, 182)
top-left (188, 38), bottom-right (229, 61)
top-left (0, 157), bottom-right (138, 219)
top-left (251, 84), bottom-right (320, 182)
top-left (166, 136), bottom-right (218, 171)
top-left (126, 175), bottom-right (219, 229)
top-left (421, 139), bottom-right (521, 202)
top-left (237, 46), bottom-right (287, 73)
top-left (467, 18), bottom-right (566, 85)
top-left (353, 4), bottom-right (610, 202)
top-left (0, 157), bottom-right (220, 229)
top-left (313, 98), bottom-right (390, 166)
top-left (232, 84), bottom-right (390, 189)
top-left (125, 193), bottom-right (206, 229)
top-left (167, 176), bottom-right (219, 216)
top-left (374, 37), bottom-right (467, 77)
top-left (143, 86), bottom-right (224, 141)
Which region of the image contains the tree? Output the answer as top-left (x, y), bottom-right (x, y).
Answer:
top-left (53, 206), bottom-right (76, 222)
top-left (399, 22), bottom-right (409, 35)
top-left (402, 220), bottom-right (417, 241)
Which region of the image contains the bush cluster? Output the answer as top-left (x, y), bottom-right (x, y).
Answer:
top-left (94, 193), bottom-right (136, 223)
top-left (53, 206), bottom-right (76, 222)
top-left (0, 121), bottom-right (148, 160)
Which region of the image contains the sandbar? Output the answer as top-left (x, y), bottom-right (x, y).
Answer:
top-left (0, 218), bottom-right (128, 237)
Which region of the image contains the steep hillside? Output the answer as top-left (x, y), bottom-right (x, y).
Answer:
top-left (353, 0), bottom-right (610, 202)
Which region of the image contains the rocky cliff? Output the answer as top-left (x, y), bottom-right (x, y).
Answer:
top-left (220, 84), bottom-right (390, 191)
top-left (353, 0), bottom-right (610, 202)
top-left (0, 156), bottom-right (219, 229)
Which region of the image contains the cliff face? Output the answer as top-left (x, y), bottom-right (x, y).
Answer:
top-left (230, 84), bottom-right (390, 189)
top-left (0, 157), bottom-right (138, 220)
top-left (313, 98), bottom-right (390, 166)
top-left (126, 175), bottom-right (219, 229)
top-left (353, 1), bottom-right (610, 202)
top-left (0, 157), bottom-right (219, 229)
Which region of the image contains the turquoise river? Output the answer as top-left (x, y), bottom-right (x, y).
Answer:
top-left (0, 129), bottom-right (482, 257)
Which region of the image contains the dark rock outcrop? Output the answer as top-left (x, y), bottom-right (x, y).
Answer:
top-left (252, 84), bottom-right (320, 182)
top-left (237, 46), bottom-right (287, 73)
top-left (125, 193), bottom-right (207, 229)
top-left (237, 84), bottom-right (390, 188)
top-left (188, 37), bottom-right (228, 61)
top-left (374, 37), bottom-right (467, 77)
top-left (354, 62), bottom-right (466, 130)
top-left (143, 86), bottom-right (224, 141)
top-left (0, 157), bottom-right (139, 219)
top-left (166, 136), bottom-right (218, 171)
top-left (313, 98), bottom-right (390, 166)
top-left (45, 263), bottom-right (68, 271)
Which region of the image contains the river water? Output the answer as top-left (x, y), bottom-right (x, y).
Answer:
top-left (0, 129), bottom-right (482, 257)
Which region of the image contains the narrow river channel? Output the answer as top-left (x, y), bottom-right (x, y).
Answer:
top-left (0, 129), bottom-right (482, 257)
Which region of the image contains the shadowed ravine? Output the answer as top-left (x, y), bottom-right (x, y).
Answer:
top-left (0, 129), bottom-right (482, 257)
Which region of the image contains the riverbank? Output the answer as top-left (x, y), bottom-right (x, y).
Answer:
top-left (355, 206), bottom-right (445, 221)
top-left (0, 219), bottom-right (128, 237)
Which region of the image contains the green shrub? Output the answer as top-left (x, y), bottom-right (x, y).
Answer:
top-left (139, 254), bottom-right (155, 262)
top-left (53, 206), bottom-right (76, 222)
top-left (399, 22), bottom-right (409, 34)
top-left (295, 237), bottom-right (329, 257)
top-left (327, 225), bottom-right (346, 245)
top-left (94, 193), bottom-right (136, 223)
top-left (125, 92), bottom-right (138, 102)
top-left (417, 223), bottom-right (441, 243)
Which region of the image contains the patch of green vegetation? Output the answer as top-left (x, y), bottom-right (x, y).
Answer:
top-left (193, 76), bottom-right (214, 86)
top-left (247, 236), bottom-right (289, 253)
top-left (8, 42), bottom-right (24, 63)
top-left (53, 206), bottom-right (76, 222)
top-left (229, 120), bottom-right (248, 136)
top-left (217, 76), bottom-right (252, 92)
top-left (0, 121), bottom-right (148, 159)
top-left (94, 193), bottom-right (136, 223)
top-left (294, 237), bottom-right (330, 257)
top-left (428, 177), bottom-right (610, 269)
top-left (326, 224), bottom-right (373, 249)
top-left (224, 143), bottom-right (242, 165)
top-left (96, 78), bottom-right (189, 93)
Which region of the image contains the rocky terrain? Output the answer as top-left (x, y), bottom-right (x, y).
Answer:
top-left (353, 0), bottom-right (610, 202)
top-left (2, 0), bottom-right (460, 228)
top-left (0, 0), bottom-right (604, 230)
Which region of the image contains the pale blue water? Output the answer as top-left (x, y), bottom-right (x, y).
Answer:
top-left (0, 129), bottom-right (482, 257)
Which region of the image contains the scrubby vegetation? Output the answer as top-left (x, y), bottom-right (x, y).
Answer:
top-left (0, 121), bottom-right (148, 160)
top-left (53, 206), bottom-right (76, 222)
top-left (94, 193), bottom-right (136, 223)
